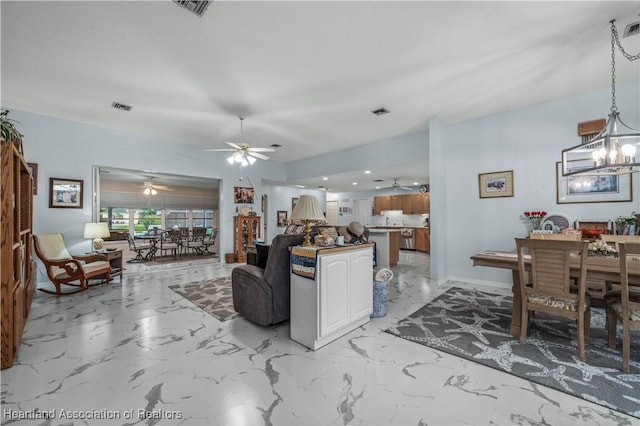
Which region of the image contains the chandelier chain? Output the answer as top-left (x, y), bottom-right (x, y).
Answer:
top-left (610, 23), bottom-right (617, 112)
top-left (611, 21), bottom-right (640, 62)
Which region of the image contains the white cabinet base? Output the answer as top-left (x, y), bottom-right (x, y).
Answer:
top-left (290, 244), bottom-right (373, 350)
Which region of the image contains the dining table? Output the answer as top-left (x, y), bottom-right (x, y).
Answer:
top-left (471, 250), bottom-right (640, 337)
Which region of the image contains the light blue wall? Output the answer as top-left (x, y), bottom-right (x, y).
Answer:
top-left (11, 109), bottom-right (288, 256)
top-left (9, 79), bottom-right (640, 288)
top-left (433, 80), bottom-right (640, 287)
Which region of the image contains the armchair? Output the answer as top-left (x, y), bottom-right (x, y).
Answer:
top-left (33, 233), bottom-right (113, 295)
top-left (232, 233), bottom-right (305, 325)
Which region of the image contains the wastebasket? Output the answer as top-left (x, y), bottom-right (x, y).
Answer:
top-left (371, 280), bottom-right (389, 318)
top-left (371, 268), bottom-right (393, 318)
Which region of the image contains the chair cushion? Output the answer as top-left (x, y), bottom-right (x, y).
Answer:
top-left (527, 293), bottom-right (590, 312)
top-left (607, 301), bottom-right (640, 321)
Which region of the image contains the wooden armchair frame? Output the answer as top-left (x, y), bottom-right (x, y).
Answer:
top-left (33, 233), bottom-right (112, 295)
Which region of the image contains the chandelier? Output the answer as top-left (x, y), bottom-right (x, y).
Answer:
top-left (561, 20), bottom-right (640, 176)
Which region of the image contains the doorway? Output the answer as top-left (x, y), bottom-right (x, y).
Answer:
top-left (354, 199), bottom-right (369, 225)
top-left (325, 200), bottom-right (338, 225)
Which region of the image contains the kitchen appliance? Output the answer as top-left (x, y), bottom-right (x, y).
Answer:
top-left (400, 228), bottom-right (415, 250)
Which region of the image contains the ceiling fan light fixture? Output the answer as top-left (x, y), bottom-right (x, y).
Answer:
top-left (247, 155), bottom-right (256, 165)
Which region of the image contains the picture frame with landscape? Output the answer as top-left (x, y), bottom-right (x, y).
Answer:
top-left (49, 178), bottom-right (83, 208)
top-left (478, 170), bottom-right (514, 199)
top-left (555, 162), bottom-right (632, 204)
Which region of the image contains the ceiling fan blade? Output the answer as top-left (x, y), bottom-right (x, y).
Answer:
top-left (154, 185), bottom-right (172, 190)
top-left (249, 147), bottom-right (275, 152)
top-left (248, 151), bottom-right (270, 160)
top-left (225, 142), bottom-right (242, 149)
top-left (203, 148), bottom-right (236, 152)
top-left (401, 187), bottom-right (412, 191)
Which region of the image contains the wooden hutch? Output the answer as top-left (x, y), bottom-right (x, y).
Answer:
top-left (1, 140), bottom-right (35, 369)
top-left (233, 215), bottom-right (261, 263)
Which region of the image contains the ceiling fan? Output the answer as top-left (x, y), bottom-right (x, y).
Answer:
top-left (391, 178), bottom-right (412, 192)
top-left (141, 177), bottom-right (171, 195)
top-left (203, 117), bottom-right (275, 167)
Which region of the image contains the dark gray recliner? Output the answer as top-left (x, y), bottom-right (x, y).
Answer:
top-left (231, 233), bottom-right (305, 326)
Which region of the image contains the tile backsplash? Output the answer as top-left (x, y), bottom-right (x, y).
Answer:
top-left (369, 211), bottom-right (429, 227)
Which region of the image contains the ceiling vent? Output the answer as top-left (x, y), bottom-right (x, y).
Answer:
top-left (623, 21), bottom-right (640, 38)
top-left (111, 102), bottom-right (132, 111)
top-left (173, 1), bottom-right (211, 17)
top-left (371, 107), bottom-right (389, 116)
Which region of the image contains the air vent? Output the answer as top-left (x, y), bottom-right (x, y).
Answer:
top-left (270, 144), bottom-right (282, 148)
top-left (373, 179), bottom-right (384, 182)
top-left (623, 21), bottom-right (640, 38)
top-left (111, 102), bottom-right (132, 111)
top-left (371, 107), bottom-right (389, 116)
top-left (173, 1), bottom-right (211, 17)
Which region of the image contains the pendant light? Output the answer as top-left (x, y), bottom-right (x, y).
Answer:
top-left (561, 20), bottom-right (640, 176)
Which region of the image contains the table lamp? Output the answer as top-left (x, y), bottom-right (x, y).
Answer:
top-left (290, 195), bottom-right (325, 246)
top-left (84, 222), bottom-right (110, 251)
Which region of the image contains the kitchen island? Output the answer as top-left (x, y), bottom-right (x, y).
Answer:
top-left (368, 229), bottom-right (400, 267)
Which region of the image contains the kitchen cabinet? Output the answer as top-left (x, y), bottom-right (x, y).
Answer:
top-left (412, 193), bottom-right (430, 215)
top-left (401, 195), bottom-right (413, 213)
top-left (373, 196), bottom-right (391, 215)
top-left (415, 227), bottom-right (430, 253)
top-left (390, 195), bottom-right (402, 211)
top-left (290, 244), bottom-right (374, 350)
top-left (233, 216), bottom-right (261, 263)
top-left (373, 193), bottom-right (429, 215)
top-left (1, 141), bottom-right (34, 370)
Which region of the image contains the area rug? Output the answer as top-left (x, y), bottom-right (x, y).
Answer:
top-left (386, 287), bottom-right (640, 418)
top-left (169, 276), bottom-right (239, 322)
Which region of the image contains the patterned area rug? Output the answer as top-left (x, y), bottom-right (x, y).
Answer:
top-left (386, 287), bottom-right (640, 418)
top-left (169, 276), bottom-right (239, 322)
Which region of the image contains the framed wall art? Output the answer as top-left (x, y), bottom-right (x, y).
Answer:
top-left (49, 178), bottom-right (83, 208)
top-left (291, 197), bottom-right (299, 212)
top-left (27, 162), bottom-right (38, 195)
top-left (234, 186), bottom-right (254, 204)
top-left (277, 210), bottom-right (287, 227)
top-left (556, 162), bottom-right (632, 204)
top-left (478, 170), bottom-right (514, 199)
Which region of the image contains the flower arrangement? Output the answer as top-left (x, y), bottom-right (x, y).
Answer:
top-left (588, 240), bottom-right (618, 257)
top-left (615, 215), bottom-right (637, 235)
top-left (523, 211), bottom-right (547, 231)
top-left (615, 215), bottom-right (636, 226)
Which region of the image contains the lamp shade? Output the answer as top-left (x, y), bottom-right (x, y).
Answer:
top-left (290, 195), bottom-right (324, 221)
top-left (83, 222), bottom-right (110, 239)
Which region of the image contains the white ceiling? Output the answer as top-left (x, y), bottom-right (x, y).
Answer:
top-left (2, 1), bottom-right (639, 192)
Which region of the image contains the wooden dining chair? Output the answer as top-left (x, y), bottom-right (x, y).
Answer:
top-left (599, 234), bottom-right (640, 252)
top-left (605, 242), bottom-right (640, 372)
top-left (515, 238), bottom-right (591, 361)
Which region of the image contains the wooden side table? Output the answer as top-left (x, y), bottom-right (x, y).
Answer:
top-left (98, 249), bottom-right (123, 278)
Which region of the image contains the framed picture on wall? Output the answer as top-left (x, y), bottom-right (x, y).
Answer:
top-left (277, 210), bottom-right (287, 227)
top-left (556, 162), bottom-right (632, 204)
top-left (478, 170), bottom-right (514, 198)
top-left (291, 197), bottom-right (299, 212)
top-left (49, 178), bottom-right (83, 208)
top-left (234, 186), bottom-right (254, 204)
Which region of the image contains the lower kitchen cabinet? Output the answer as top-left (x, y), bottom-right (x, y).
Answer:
top-left (415, 227), bottom-right (430, 253)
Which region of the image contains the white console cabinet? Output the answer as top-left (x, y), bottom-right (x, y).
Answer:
top-left (290, 244), bottom-right (373, 350)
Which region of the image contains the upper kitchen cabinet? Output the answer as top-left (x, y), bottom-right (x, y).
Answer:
top-left (390, 195), bottom-right (403, 211)
top-left (412, 193), bottom-right (430, 214)
top-left (373, 193), bottom-right (429, 215)
top-left (373, 196), bottom-right (391, 215)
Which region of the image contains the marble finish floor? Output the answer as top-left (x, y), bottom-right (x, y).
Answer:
top-left (1, 252), bottom-right (637, 425)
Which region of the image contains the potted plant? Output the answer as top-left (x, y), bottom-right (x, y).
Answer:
top-left (0, 110), bottom-right (23, 147)
top-left (615, 215), bottom-right (637, 235)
